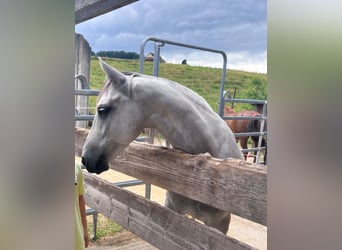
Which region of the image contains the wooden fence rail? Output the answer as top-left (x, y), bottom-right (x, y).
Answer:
top-left (75, 0), bottom-right (138, 24)
top-left (84, 172), bottom-right (255, 250)
top-left (75, 127), bottom-right (267, 249)
top-left (75, 128), bottom-right (267, 225)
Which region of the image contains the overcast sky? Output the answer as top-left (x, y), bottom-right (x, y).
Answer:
top-left (75, 0), bottom-right (266, 73)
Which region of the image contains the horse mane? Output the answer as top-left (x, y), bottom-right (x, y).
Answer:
top-left (137, 73), bottom-right (214, 113)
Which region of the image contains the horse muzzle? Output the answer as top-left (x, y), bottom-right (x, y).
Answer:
top-left (81, 154), bottom-right (109, 174)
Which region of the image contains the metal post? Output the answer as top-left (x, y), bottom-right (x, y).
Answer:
top-left (153, 42), bottom-right (164, 76)
top-left (256, 101), bottom-right (267, 163)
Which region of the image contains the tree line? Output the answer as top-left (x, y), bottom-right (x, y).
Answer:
top-left (92, 50), bottom-right (139, 59)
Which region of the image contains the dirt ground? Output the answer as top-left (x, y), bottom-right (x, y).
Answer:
top-left (87, 168), bottom-right (267, 250)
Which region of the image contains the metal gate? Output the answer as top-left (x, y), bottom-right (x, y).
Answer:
top-left (138, 37), bottom-right (267, 164)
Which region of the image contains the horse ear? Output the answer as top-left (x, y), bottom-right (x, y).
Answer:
top-left (98, 57), bottom-right (126, 84)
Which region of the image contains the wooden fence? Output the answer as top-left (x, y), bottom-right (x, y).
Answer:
top-left (75, 127), bottom-right (267, 250)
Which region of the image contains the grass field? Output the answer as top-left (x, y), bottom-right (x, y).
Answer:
top-left (88, 57), bottom-right (267, 113)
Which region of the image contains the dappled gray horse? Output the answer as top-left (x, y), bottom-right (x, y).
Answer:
top-left (82, 58), bottom-right (243, 233)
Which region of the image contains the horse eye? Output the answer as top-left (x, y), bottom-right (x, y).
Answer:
top-left (97, 106), bottom-right (111, 117)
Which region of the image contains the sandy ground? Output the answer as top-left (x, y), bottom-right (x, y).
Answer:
top-left (87, 168), bottom-right (267, 250)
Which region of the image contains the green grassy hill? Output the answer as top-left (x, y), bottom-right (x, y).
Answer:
top-left (88, 57), bottom-right (267, 113)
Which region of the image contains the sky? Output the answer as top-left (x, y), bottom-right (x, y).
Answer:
top-left (75, 0), bottom-right (267, 73)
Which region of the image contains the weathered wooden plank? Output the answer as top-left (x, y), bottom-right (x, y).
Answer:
top-left (113, 143), bottom-right (267, 226)
top-left (75, 127), bottom-right (267, 226)
top-left (84, 172), bottom-right (256, 250)
top-left (75, 0), bottom-right (138, 24)
top-left (75, 34), bottom-right (91, 128)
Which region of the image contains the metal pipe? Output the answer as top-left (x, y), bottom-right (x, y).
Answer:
top-left (74, 89), bottom-right (100, 96)
top-left (153, 42), bottom-right (165, 76)
top-left (222, 115), bottom-right (266, 121)
top-left (139, 37), bottom-right (227, 117)
top-left (75, 74), bottom-right (89, 89)
top-left (75, 115), bottom-right (95, 121)
top-left (114, 179), bottom-right (144, 188)
top-left (224, 98), bottom-right (267, 105)
top-left (256, 101), bottom-right (267, 163)
top-left (241, 147), bottom-right (266, 153)
top-left (234, 131), bottom-right (267, 137)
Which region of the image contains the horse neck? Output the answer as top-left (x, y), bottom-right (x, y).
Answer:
top-left (136, 84), bottom-right (243, 159)
top-left (144, 98), bottom-right (196, 145)
top-left (138, 80), bottom-right (217, 153)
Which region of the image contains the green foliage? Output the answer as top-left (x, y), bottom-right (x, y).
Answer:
top-left (245, 77), bottom-right (267, 100)
top-left (87, 216), bottom-right (123, 240)
top-left (88, 57), bottom-right (267, 113)
top-left (95, 50), bottom-right (139, 59)
top-left (239, 77), bottom-right (267, 110)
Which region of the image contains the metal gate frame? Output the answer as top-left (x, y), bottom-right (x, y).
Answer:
top-left (138, 36), bottom-right (267, 164)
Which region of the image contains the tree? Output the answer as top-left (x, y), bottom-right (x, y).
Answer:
top-left (95, 50), bottom-right (139, 59)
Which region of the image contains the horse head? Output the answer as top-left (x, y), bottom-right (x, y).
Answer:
top-left (81, 58), bottom-right (144, 174)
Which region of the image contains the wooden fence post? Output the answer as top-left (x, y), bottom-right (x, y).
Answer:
top-left (75, 33), bottom-right (91, 128)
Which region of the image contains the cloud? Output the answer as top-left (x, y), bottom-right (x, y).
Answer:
top-left (75, 0), bottom-right (266, 73)
top-left (162, 50), bottom-right (267, 73)
top-left (227, 51), bottom-right (267, 73)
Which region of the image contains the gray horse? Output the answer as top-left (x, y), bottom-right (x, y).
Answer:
top-left (81, 58), bottom-right (243, 233)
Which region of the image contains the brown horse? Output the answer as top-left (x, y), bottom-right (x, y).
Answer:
top-left (224, 106), bottom-right (267, 164)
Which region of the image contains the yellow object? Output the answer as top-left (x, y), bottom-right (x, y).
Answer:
top-left (75, 161), bottom-right (86, 250)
